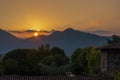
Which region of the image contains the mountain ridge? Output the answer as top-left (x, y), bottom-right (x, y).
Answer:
top-left (24, 28), bottom-right (108, 55)
top-left (0, 29), bottom-right (22, 54)
top-left (0, 28), bottom-right (108, 55)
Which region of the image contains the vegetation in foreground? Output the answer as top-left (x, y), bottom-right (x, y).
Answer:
top-left (1, 35), bottom-right (120, 76)
top-left (0, 44), bottom-right (101, 76)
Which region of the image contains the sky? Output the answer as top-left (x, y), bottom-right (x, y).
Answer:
top-left (0, 0), bottom-right (120, 38)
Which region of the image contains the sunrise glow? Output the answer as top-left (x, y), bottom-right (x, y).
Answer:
top-left (0, 0), bottom-right (120, 38)
top-left (34, 32), bottom-right (38, 37)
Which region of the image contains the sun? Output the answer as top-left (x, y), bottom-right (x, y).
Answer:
top-left (34, 32), bottom-right (38, 37)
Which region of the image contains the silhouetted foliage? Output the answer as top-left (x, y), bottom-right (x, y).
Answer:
top-left (0, 44), bottom-right (101, 76)
top-left (71, 48), bottom-right (88, 76)
top-left (1, 44), bottom-right (70, 76)
top-left (2, 49), bottom-right (40, 75)
top-left (40, 47), bottom-right (69, 76)
top-left (37, 44), bottom-right (50, 60)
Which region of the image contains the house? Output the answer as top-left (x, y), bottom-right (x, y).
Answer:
top-left (99, 42), bottom-right (120, 73)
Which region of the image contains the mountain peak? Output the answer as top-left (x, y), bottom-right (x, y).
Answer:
top-left (0, 29), bottom-right (10, 34)
top-left (0, 29), bottom-right (18, 40)
top-left (0, 28), bottom-right (3, 31)
top-left (0, 28), bottom-right (7, 33)
top-left (64, 28), bottom-right (75, 32)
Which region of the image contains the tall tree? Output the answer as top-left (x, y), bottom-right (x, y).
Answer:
top-left (37, 44), bottom-right (50, 59)
top-left (41, 47), bottom-right (69, 67)
top-left (40, 47), bottom-right (69, 76)
top-left (86, 47), bottom-right (101, 76)
top-left (71, 48), bottom-right (88, 75)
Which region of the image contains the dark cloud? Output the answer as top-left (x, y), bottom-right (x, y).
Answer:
top-left (25, 30), bottom-right (36, 33)
top-left (51, 29), bottom-right (56, 33)
top-left (39, 30), bottom-right (51, 33)
top-left (91, 30), bottom-right (112, 35)
top-left (8, 30), bottom-right (23, 33)
top-left (9, 29), bottom-right (54, 34)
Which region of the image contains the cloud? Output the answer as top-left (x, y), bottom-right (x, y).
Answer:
top-left (25, 30), bottom-right (36, 33)
top-left (8, 29), bottom-right (55, 39)
top-left (39, 30), bottom-right (51, 33)
top-left (9, 29), bottom-right (53, 34)
top-left (91, 30), bottom-right (113, 36)
top-left (8, 31), bottom-right (24, 33)
top-left (92, 30), bottom-right (111, 34)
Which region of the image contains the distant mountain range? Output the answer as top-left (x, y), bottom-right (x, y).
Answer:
top-left (0, 28), bottom-right (109, 56)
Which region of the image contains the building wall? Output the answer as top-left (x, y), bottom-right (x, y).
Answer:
top-left (108, 52), bottom-right (120, 70)
top-left (101, 50), bottom-right (120, 73)
top-left (101, 52), bottom-right (107, 73)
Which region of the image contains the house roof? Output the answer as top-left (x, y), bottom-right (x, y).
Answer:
top-left (98, 42), bottom-right (120, 50)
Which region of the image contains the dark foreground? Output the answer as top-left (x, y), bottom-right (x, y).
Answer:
top-left (0, 76), bottom-right (113, 80)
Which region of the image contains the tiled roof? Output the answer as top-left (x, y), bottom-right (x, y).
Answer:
top-left (98, 42), bottom-right (120, 50)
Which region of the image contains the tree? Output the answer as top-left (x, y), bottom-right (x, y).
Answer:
top-left (71, 47), bottom-right (101, 76)
top-left (2, 45), bottom-right (69, 76)
top-left (2, 49), bottom-right (40, 75)
top-left (71, 48), bottom-right (82, 63)
top-left (113, 71), bottom-right (120, 80)
top-left (37, 44), bottom-right (50, 60)
top-left (50, 47), bottom-right (69, 66)
top-left (42, 47), bottom-right (69, 66)
top-left (71, 48), bottom-right (88, 76)
top-left (51, 47), bottom-right (65, 56)
top-left (40, 47), bottom-right (69, 76)
top-left (86, 47), bottom-right (101, 76)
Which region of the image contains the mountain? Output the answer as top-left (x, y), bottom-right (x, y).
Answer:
top-left (0, 29), bottom-right (22, 54)
top-left (25, 28), bottom-right (108, 55)
top-left (0, 28), bottom-right (109, 55)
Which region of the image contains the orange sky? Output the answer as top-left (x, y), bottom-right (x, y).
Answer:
top-left (0, 0), bottom-right (120, 38)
